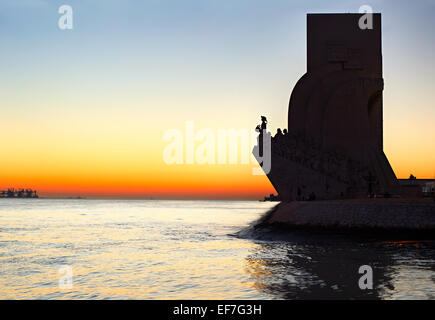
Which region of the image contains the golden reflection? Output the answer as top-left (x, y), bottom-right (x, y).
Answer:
top-left (243, 239), bottom-right (435, 300)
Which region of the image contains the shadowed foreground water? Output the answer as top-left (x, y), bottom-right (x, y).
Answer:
top-left (0, 199), bottom-right (433, 299)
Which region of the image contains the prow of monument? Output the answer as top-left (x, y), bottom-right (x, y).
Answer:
top-left (254, 13), bottom-right (400, 201)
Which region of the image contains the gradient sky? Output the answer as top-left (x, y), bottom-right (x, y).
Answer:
top-left (1, 0), bottom-right (434, 198)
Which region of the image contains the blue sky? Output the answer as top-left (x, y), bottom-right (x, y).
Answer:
top-left (0, 0), bottom-right (434, 189)
top-left (1, 0), bottom-right (434, 128)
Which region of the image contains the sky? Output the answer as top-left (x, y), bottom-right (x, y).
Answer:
top-left (0, 0), bottom-right (434, 199)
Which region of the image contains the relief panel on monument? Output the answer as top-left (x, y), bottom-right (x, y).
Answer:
top-left (326, 43), bottom-right (363, 69)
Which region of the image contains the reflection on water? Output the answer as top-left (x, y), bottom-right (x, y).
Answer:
top-left (0, 199), bottom-right (274, 299)
top-left (0, 199), bottom-right (433, 299)
top-left (245, 233), bottom-right (435, 299)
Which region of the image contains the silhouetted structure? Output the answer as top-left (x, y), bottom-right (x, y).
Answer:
top-left (262, 194), bottom-right (281, 202)
top-left (398, 178), bottom-right (434, 198)
top-left (254, 13), bottom-right (400, 200)
top-left (0, 188), bottom-right (38, 198)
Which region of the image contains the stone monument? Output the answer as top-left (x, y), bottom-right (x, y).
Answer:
top-left (254, 13), bottom-right (399, 200)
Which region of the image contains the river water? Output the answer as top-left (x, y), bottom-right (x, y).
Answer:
top-left (0, 199), bottom-right (433, 299)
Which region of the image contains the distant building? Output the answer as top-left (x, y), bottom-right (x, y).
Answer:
top-left (398, 179), bottom-right (434, 198)
top-left (0, 188), bottom-right (38, 198)
top-left (262, 194), bottom-right (281, 202)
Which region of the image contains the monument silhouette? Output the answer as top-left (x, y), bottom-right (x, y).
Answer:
top-left (255, 13), bottom-right (399, 201)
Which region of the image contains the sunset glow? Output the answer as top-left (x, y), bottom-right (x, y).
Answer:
top-left (1, 0), bottom-right (434, 199)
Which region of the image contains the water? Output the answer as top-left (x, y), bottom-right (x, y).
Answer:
top-left (0, 199), bottom-right (433, 299)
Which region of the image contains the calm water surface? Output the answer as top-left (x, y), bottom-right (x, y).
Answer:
top-left (0, 199), bottom-right (433, 299)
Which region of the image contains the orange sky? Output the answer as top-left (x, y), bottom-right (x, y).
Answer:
top-left (1, 117), bottom-right (433, 199)
top-left (1, 1), bottom-right (434, 199)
